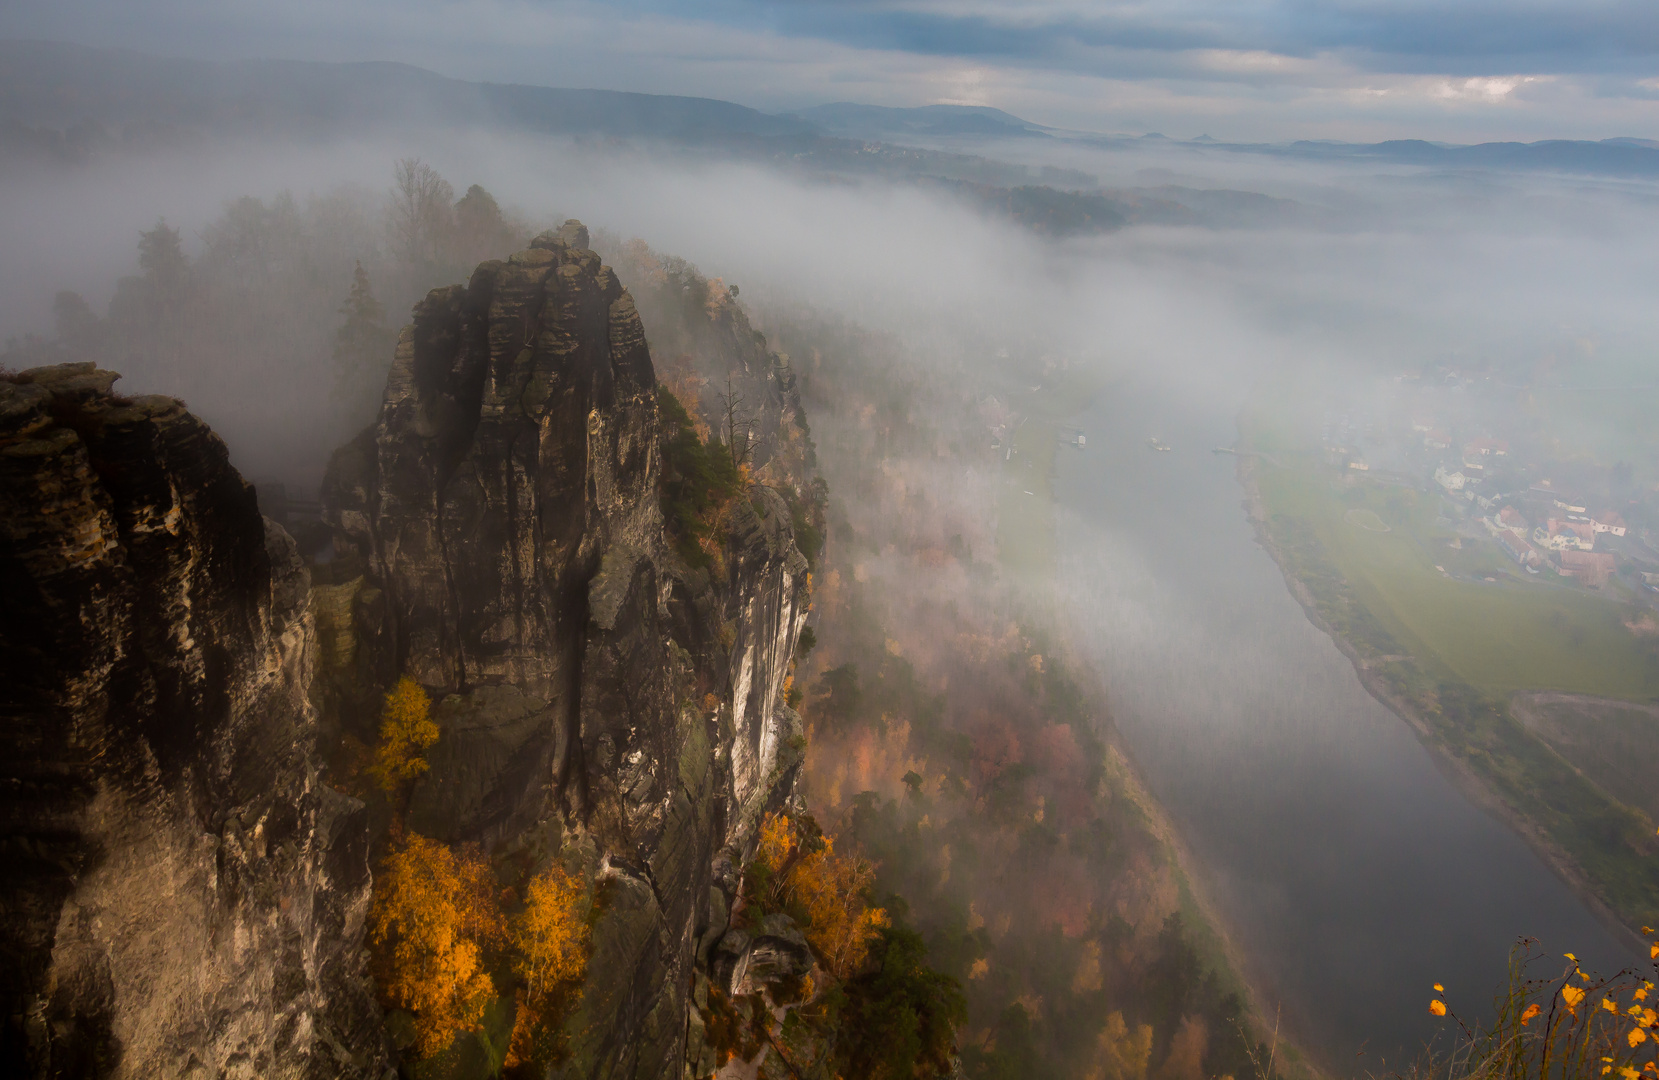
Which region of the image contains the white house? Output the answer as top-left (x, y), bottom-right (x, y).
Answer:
top-left (1434, 465), bottom-right (1468, 492)
top-left (1591, 511), bottom-right (1628, 537)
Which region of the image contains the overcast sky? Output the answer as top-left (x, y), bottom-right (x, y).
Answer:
top-left (4, 0), bottom-right (1659, 143)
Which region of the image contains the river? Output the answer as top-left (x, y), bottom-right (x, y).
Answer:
top-left (1054, 379), bottom-right (1638, 1073)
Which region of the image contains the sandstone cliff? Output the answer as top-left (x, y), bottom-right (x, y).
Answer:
top-left (0, 364), bottom-right (383, 1078)
top-left (320, 222), bottom-right (814, 1077)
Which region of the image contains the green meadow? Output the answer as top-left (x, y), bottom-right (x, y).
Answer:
top-left (994, 369), bottom-right (1099, 582)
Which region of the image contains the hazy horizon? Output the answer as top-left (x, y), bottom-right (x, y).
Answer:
top-left (3, 14), bottom-right (1657, 1079)
top-left (5, 0), bottom-right (1659, 144)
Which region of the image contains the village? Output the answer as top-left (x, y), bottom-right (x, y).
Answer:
top-left (1312, 364), bottom-right (1659, 601)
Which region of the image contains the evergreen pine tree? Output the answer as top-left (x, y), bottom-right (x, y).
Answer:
top-left (137, 219), bottom-right (189, 302)
top-left (332, 261), bottom-right (395, 417)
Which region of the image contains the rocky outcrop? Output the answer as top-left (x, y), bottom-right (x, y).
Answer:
top-left (322, 222), bottom-right (812, 1077)
top-left (0, 364), bottom-right (383, 1078)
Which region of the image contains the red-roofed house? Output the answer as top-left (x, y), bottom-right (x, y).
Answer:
top-left (1497, 529), bottom-right (1541, 567)
top-left (1498, 506), bottom-right (1527, 531)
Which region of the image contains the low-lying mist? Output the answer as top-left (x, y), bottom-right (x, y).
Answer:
top-left (6, 131), bottom-right (1655, 482)
top-left (5, 126), bottom-right (1656, 1068)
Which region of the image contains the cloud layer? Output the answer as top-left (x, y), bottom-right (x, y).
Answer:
top-left (3, 0), bottom-right (1658, 144)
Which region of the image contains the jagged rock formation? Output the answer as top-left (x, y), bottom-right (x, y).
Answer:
top-left (0, 364), bottom-right (383, 1078)
top-left (321, 222), bottom-right (813, 1077)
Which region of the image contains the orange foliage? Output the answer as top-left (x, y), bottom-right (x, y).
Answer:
top-left (505, 863), bottom-right (590, 1070)
top-left (512, 864), bottom-right (588, 994)
top-left (794, 836), bottom-right (890, 978)
top-left (368, 676), bottom-right (439, 795)
top-left (755, 811), bottom-right (797, 875)
top-left (368, 834), bottom-right (503, 1058)
top-left (755, 812), bottom-right (890, 979)
top-left (1088, 1011), bottom-right (1154, 1080)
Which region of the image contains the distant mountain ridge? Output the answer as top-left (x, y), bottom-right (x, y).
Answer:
top-left (1240, 136), bottom-right (1659, 178)
top-left (0, 39), bottom-right (814, 139)
top-left (789, 102), bottom-right (1050, 139)
top-left (4, 38), bottom-right (1656, 179)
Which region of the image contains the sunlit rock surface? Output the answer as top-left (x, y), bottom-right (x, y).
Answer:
top-left (322, 222), bottom-right (812, 1077)
top-left (0, 364), bottom-right (383, 1078)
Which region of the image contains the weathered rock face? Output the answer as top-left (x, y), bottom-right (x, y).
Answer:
top-left (0, 364), bottom-right (383, 1078)
top-left (322, 223), bottom-right (812, 1077)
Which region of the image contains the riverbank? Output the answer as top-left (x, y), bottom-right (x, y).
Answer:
top-left (1095, 706), bottom-right (1323, 1080)
top-left (1237, 448), bottom-right (1655, 951)
top-left (1005, 382), bottom-right (1323, 1079)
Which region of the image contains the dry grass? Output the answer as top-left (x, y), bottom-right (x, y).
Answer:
top-left (1374, 938), bottom-right (1659, 1080)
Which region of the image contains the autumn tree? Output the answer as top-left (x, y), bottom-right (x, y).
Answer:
top-left (791, 835), bottom-right (890, 978)
top-left (504, 863), bottom-right (591, 1071)
top-left (751, 812), bottom-right (890, 979)
top-left (369, 677), bottom-right (439, 806)
top-left (369, 835), bottom-right (505, 1058)
top-left (1090, 1012), bottom-right (1155, 1080)
top-left (661, 354), bottom-right (710, 436)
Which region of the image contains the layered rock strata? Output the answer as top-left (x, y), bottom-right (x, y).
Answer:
top-left (321, 222), bottom-right (812, 1077)
top-left (0, 364), bottom-right (382, 1078)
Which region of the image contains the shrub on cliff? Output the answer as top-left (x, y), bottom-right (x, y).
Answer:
top-left (834, 916), bottom-right (968, 1080)
top-left (658, 386), bottom-right (744, 568)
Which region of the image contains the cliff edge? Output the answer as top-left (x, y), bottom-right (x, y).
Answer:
top-left (0, 363), bottom-right (384, 1078)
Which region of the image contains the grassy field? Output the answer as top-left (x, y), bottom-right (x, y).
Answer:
top-left (1259, 463), bottom-right (1659, 702)
top-left (995, 415), bottom-right (1059, 579)
top-left (994, 370), bottom-right (1098, 582)
top-left (1514, 695), bottom-right (1659, 821)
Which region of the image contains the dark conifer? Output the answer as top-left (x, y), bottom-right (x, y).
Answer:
top-left (333, 260), bottom-right (395, 416)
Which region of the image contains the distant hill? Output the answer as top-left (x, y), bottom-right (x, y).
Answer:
top-left (0, 39), bottom-right (814, 140)
top-left (1220, 135), bottom-right (1659, 179)
top-left (789, 102), bottom-right (1048, 140)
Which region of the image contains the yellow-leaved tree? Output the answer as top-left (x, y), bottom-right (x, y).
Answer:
top-left (505, 863), bottom-right (590, 1071)
top-left (369, 676), bottom-right (439, 801)
top-left (368, 834), bottom-right (504, 1058)
top-left (1088, 1012), bottom-right (1154, 1080)
top-left (792, 835), bottom-right (890, 978)
top-left (752, 811), bottom-right (889, 979)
